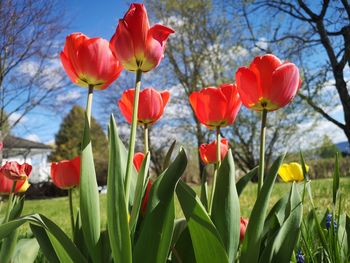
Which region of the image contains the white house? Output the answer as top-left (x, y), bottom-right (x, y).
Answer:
top-left (2, 135), bottom-right (52, 183)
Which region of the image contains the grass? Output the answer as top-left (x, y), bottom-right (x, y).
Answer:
top-left (1, 177), bottom-right (349, 238)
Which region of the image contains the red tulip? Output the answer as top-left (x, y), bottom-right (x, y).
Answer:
top-left (51, 156), bottom-right (80, 189)
top-left (110, 3), bottom-right (175, 72)
top-left (189, 84), bottom-right (241, 129)
top-left (60, 33), bottom-right (123, 90)
top-left (0, 173), bottom-right (30, 194)
top-left (240, 217), bottom-right (248, 242)
top-left (199, 138), bottom-right (229, 165)
top-left (133, 152), bottom-right (145, 172)
top-left (0, 161), bottom-right (32, 181)
top-left (133, 152), bottom-right (151, 215)
top-left (119, 87), bottom-right (170, 125)
top-left (236, 54), bottom-right (301, 111)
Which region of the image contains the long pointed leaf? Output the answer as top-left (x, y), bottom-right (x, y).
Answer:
top-left (333, 153), bottom-right (340, 206)
top-left (0, 214), bottom-right (87, 262)
top-left (259, 182), bottom-right (303, 262)
top-left (176, 181), bottom-right (229, 263)
top-left (211, 150), bottom-right (240, 262)
top-left (107, 115), bottom-right (132, 263)
top-left (80, 115), bottom-right (100, 262)
top-left (133, 148), bottom-right (187, 263)
top-left (130, 151), bottom-right (150, 234)
top-left (240, 154), bottom-right (285, 263)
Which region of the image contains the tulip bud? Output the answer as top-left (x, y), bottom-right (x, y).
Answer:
top-left (51, 156), bottom-right (80, 189)
top-left (199, 138), bottom-right (229, 165)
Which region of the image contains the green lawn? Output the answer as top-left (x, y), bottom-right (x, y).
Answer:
top-left (1, 177), bottom-right (349, 238)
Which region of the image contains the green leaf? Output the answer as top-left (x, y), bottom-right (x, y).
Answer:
top-left (99, 230), bottom-right (113, 263)
top-left (80, 114), bottom-right (100, 262)
top-left (346, 215), bottom-right (350, 259)
top-left (170, 218), bottom-right (187, 249)
top-left (259, 182), bottom-right (303, 263)
top-left (236, 166), bottom-right (258, 196)
top-left (240, 154), bottom-right (285, 263)
top-left (163, 140), bottom-right (176, 171)
top-left (107, 115), bottom-right (132, 263)
top-left (176, 181), bottom-right (229, 263)
top-left (30, 224), bottom-right (59, 263)
top-left (133, 148), bottom-right (187, 263)
top-left (130, 151), bottom-right (150, 234)
top-left (73, 210), bottom-right (88, 258)
top-left (333, 153), bottom-right (340, 206)
top-left (200, 169), bottom-right (208, 211)
top-left (11, 238), bottom-right (39, 263)
top-left (211, 150), bottom-right (240, 262)
top-left (0, 214), bottom-right (87, 263)
top-left (172, 226), bottom-right (196, 263)
top-left (0, 228), bottom-right (18, 263)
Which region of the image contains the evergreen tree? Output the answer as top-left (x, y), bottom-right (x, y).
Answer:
top-left (318, 135), bottom-right (339, 159)
top-left (49, 105), bottom-right (108, 185)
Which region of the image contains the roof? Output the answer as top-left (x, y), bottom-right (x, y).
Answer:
top-left (3, 135), bottom-right (52, 150)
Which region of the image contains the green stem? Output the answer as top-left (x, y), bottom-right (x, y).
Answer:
top-left (125, 69), bottom-right (142, 208)
top-left (68, 188), bottom-right (75, 236)
top-left (209, 127), bottom-right (221, 215)
top-left (258, 109), bottom-right (267, 196)
top-left (144, 124), bottom-right (149, 154)
top-left (3, 180), bottom-right (17, 223)
top-left (86, 84), bottom-right (94, 125)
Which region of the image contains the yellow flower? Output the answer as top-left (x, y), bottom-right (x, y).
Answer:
top-left (278, 162), bottom-right (309, 182)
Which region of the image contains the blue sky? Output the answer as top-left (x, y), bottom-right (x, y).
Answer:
top-left (11, 0), bottom-right (348, 146)
top-left (12, 0), bottom-right (133, 144)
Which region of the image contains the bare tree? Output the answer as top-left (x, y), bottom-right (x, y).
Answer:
top-left (0, 0), bottom-right (69, 162)
top-left (238, 0), bottom-right (350, 145)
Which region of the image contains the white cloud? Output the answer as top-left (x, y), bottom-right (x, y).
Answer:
top-left (17, 59), bottom-right (64, 90)
top-left (8, 112), bottom-right (28, 125)
top-left (25, 134), bottom-right (40, 142)
top-left (56, 90), bottom-right (82, 103)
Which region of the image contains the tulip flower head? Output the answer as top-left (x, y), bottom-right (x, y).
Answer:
top-left (0, 173), bottom-right (30, 194)
top-left (119, 87), bottom-right (170, 125)
top-left (199, 138), bottom-right (229, 165)
top-left (189, 84), bottom-right (241, 129)
top-left (240, 217), bottom-right (248, 242)
top-left (0, 161), bottom-right (32, 181)
top-left (51, 156), bottom-right (80, 189)
top-left (60, 33), bottom-right (123, 90)
top-left (236, 54), bottom-right (301, 111)
top-left (110, 3), bottom-right (175, 72)
top-left (278, 162), bottom-right (309, 183)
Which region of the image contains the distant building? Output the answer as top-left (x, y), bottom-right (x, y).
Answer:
top-left (336, 141), bottom-right (350, 156)
top-left (2, 135), bottom-right (52, 183)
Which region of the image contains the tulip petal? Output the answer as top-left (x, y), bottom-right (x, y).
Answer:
top-left (110, 20), bottom-right (138, 71)
top-left (220, 84), bottom-right (241, 125)
top-left (118, 89), bottom-right (135, 124)
top-left (63, 33), bottom-right (89, 75)
top-left (60, 52), bottom-right (80, 85)
top-left (133, 152), bottom-right (145, 172)
top-left (77, 38), bottom-right (120, 88)
top-left (249, 54), bottom-right (282, 97)
top-left (236, 67), bottom-right (260, 108)
top-left (270, 63), bottom-right (300, 108)
top-left (123, 3), bottom-right (150, 59)
top-left (142, 24), bottom-right (174, 72)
